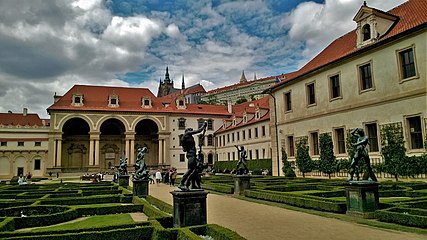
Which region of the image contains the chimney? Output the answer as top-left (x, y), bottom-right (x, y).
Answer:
top-left (54, 92), bottom-right (61, 103)
top-left (227, 100), bottom-right (232, 113)
top-left (23, 108), bottom-right (28, 116)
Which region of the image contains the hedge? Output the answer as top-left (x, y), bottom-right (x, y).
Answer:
top-left (14, 208), bottom-right (79, 229)
top-left (38, 194), bottom-right (122, 205)
top-left (75, 204), bottom-right (143, 216)
top-left (245, 189), bottom-right (346, 213)
top-left (214, 159), bottom-right (272, 172)
top-left (375, 207), bottom-right (427, 228)
top-left (0, 217), bottom-right (15, 232)
top-left (0, 226), bottom-right (154, 240)
top-left (132, 196), bottom-right (170, 219)
top-left (189, 224), bottom-right (246, 240)
top-left (203, 183), bottom-right (234, 194)
top-left (146, 195), bottom-right (173, 214)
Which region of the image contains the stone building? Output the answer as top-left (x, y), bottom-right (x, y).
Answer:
top-left (267, 0), bottom-right (427, 176)
top-left (0, 109), bottom-right (50, 178)
top-left (215, 97), bottom-right (271, 163)
top-left (46, 85), bottom-right (231, 174)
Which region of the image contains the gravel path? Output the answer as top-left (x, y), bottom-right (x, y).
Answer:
top-left (149, 184), bottom-right (426, 240)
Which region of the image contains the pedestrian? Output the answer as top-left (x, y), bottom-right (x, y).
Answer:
top-left (155, 169), bottom-right (162, 184)
top-left (170, 168), bottom-right (177, 186)
top-left (56, 172), bottom-right (59, 178)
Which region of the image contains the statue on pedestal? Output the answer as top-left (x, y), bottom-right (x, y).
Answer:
top-left (347, 128), bottom-right (377, 182)
top-left (133, 146), bottom-right (149, 181)
top-left (178, 121), bottom-right (207, 191)
top-left (118, 157), bottom-right (128, 176)
top-left (235, 145), bottom-right (249, 175)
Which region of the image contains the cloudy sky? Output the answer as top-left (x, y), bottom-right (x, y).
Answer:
top-left (0, 0), bottom-right (406, 118)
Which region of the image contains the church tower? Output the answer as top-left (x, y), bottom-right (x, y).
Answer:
top-left (240, 70), bottom-right (247, 83)
top-left (157, 66), bottom-right (175, 97)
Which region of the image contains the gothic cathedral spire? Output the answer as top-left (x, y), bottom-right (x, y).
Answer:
top-left (181, 73), bottom-right (185, 90)
top-left (240, 70), bottom-right (247, 83)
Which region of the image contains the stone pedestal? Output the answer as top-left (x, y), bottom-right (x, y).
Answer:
top-left (118, 175), bottom-right (130, 188)
top-left (234, 175), bottom-right (251, 195)
top-left (171, 190), bottom-right (208, 228)
top-left (133, 179), bottom-right (149, 198)
top-left (345, 181), bottom-right (379, 218)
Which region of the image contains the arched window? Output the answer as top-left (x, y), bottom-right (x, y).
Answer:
top-left (362, 24), bottom-right (371, 41)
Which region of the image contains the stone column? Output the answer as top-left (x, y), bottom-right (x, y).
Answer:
top-left (130, 139), bottom-right (135, 164)
top-left (94, 139), bottom-right (100, 166)
top-left (125, 140), bottom-right (130, 159)
top-left (56, 139), bottom-right (62, 167)
top-left (53, 138), bottom-right (57, 167)
top-left (158, 139), bottom-right (164, 165)
top-left (89, 139), bottom-right (94, 166)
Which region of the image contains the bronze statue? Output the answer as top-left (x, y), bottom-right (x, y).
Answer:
top-left (133, 146), bottom-right (149, 181)
top-left (178, 121), bottom-right (207, 190)
top-left (118, 157), bottom-right (128, 176)
top-left (347, 128), bottom-right (377, 182)
top-left (235, 145), bottom-right (249, 175)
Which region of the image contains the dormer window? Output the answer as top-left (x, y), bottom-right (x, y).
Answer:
top-left (243, 113), bottom-right (248, 123)
top-left (108, 94), bottom-right (119, 108)
top-left (255, 110), bottom-right (261, 120)
top-left (176, 96), bottom-right (187, 109)
top-left (142, 96), bottom-right (152, 108)
top-left (232, 117), bottom-right (237, 126)
top-left (72, 94), bottom-right (84, 107)
top-left (362, 24), bottom-right (371, 41)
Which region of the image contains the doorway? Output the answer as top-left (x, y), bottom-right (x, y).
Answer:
top-left (17, 167), bottom-right (24, 177)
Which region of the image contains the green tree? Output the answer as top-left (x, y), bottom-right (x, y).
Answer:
top-left (281, 148), bottom-right (296, 178)
top-left (319, 133), bottom-right (336, 179)
top-left (381, 124), bottom-right (406, 181)
top-left (236, 97), bottom-right (248, 104)
top-left (296, 138), bottom-right (313, 178)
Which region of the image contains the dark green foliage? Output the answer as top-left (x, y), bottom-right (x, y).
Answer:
top-left (335, 158), bottom-right (351, 173)
top-left (146, 195), bottom-right (173, 214)
top-left (214, 159), bottom-right (272, 173)
top-left (235, 97), bottom-right (247, 104)
top-left (39, 194), bottom-right (122, 205)
top-left (0, 205), bottom-right (70, 217)
top-left (295, 138), bottom-right (313, 177)
top-left (381, 124), bottom-right (406, 180)
top-left (245, 190), bottom-right (346, 213)
top-left (14, 208), bottom-right (79, 229)
top-left (189, 224), bottom-right (246, 240)
top-left (0, 217), bottom-right (15, 232)
top-left (74, 204), bottom-right (143, 216)
top-left (203, 183), bottom-right (234, 194)
top-left (132, 196), bottom-right (170, 218)
top-left (281, 148), bottom-right (296, 178)
top-left (319, 133), bottom-right (336, 179)
top-left (376, 207), bottom-right (427, 228)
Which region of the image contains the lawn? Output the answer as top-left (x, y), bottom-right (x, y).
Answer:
top-left (30, 213), bottom-right (135, 232)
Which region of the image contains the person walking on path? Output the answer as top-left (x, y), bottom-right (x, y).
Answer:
top-left (155, 169), bottom-right (162, 184)
top-left (170, 168), bottom-right (177, 186)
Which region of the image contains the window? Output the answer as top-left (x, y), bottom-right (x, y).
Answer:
top-left (237, 132), bottom-right (240, 141)
top-left (222, 136), bottom-right (225, 145)
top-left (110, 98), bottom-right (117, 105)
top-left (232, 133), bottom-right (235, 142)
top-left (178, 118), bottom-right (186, 130)
top-left (288, 136), bottom-right (295, 157)
top-left (35, 142), bottom-right (41, 147)
top-left (262, 126), bottom-right (266, 137)
top-left (306, 82), bottom-right (316, 105)
top-left (248, 129), bottom-right (252, 139)
top-left (207, 135), bottom-right (213, 146)
top-left (0, 142), bottom-right (6, 146)
top-left (255, 149), bottom-right (259, 160)
top-left (255, 128), bottom-right (258, 138)
top-left (74, 96), bottom-right (81, 104)
top-left (18, 142), bottom-right (24, 147)
top-left (329, 74), bottom-right (341, 99)
top-left (207, 119), bottom-right (213, 130)
top-left (198, 119), bottom-right (205, 128)
top-left (232, 152), bottom-right (235, 160)
top-left (359, 63), bottom-right (373, 91)
top-left (310, 132), bottom-right (319, 155)
top-left (218, 136), bottom-right (222, 147)
top-left (365, 123), bottom-right (379, 152)
top-left (72, 94), bottom-right (84, 106)
top-left (179, 100), bottom-right (184, 106)
top-left (284, 91), bottom-right (292, 111)
top-left (242, 130), bottom-right (246, 140)
top-left (108, 94), bottom-right (119, 107)
top-left (227, 134), bottom-right (230, 143)
top-left (249, 150), bottom-right (253, 160)
top-left (335, 128), bottom-right (346, 154)
top-left (399, 48), bottom-right (416, 79)
top-left (407, 116), bottom-right (423, 149)
top-left (262, 149), bottom-right (266, 158)
top-left (362, 24), bottom-right (371, 41)
top-left (228, 152), bottom-right (230, 161)
top-left (34, 159), bottom-right (41, 170)
top-left (180, 154), bottom-right (185, 162)
top-left (144, 99), bottom-right (150, 106)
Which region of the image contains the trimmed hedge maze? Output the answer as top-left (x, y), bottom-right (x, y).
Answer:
top-left (0, 182), bottom-right (244, 239)
top-left (203, 175), bottom-right (427, 228)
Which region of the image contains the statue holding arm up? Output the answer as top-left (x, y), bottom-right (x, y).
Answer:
top-left (347, 128), bottom-right (377, 182)
top-left (235, 145), bottom-right (249, 175)
top-left (178, 121), bottom-right (207, 190)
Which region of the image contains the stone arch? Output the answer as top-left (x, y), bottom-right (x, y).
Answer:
top-left (96, 115), bottom-right (130, 132)
top-left (99, 118), bottom-right (127, 169)
top-left (207, 152), bottom-right (214, 165)
top-left (0, 156), bottom-right (10, 175)
top-left (62, 118), bottom-right (90, 172)
top-left (131, 116), bottom-right (163, 132)
top-left (13, 156), bottom-right (27, 176)
top-left (57, 114), bottom-right (94, 132)
top-left (134, 118), bottom-right (159, 167)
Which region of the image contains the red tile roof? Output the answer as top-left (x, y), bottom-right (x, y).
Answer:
top-left (0, 113), bottom-right (48, 127)
top-left (48, 85), bottom-right (232, 116)
top-left (163, 84), bottom-right (206, 98)
top-left (271, 0), bottom-right (427, 91)
top-left (215, 96), bottom-right (270, 134)
top-left (207, 75), bottom-right (278, 94)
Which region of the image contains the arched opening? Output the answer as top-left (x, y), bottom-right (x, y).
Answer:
top-left (135, 119), bottom-right (159, 168)
top-left (100, 119), bottom-right (126, 170)
top-left (208, 153), bottom-right (214, 165)
top-left (362, 24), bottom-right (371, 41)
top-left (62, 118), bottom-right (90, 172)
